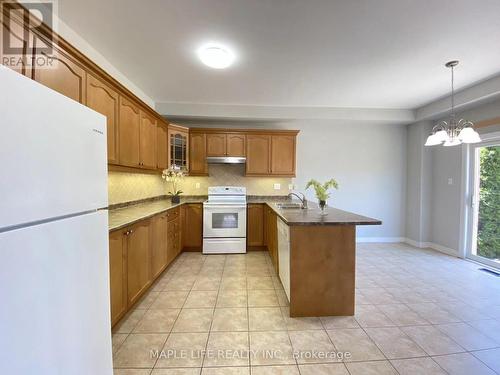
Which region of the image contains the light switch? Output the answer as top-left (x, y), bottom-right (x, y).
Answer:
top-left (274, 183), bottom-right (281, 190)
top-left (195, 182), bottom-right (200, 189)
top-left (448, 178), bottom-right (453, 185)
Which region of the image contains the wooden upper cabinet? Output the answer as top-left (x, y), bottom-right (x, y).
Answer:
top-left (271, 135), bottom-right (296, 176)
top-left (86, 74), bottom-right (119, 164)
top-left (227, 134), bottom-right (246, 157)
top-left (1, 13), bottom-right (33, 77)
top-left (206, 133), bottom-right (226, 157)
top-left (168, 126), bottom-right (189, 170)
top-left (139, 111), bottom-right (157, 168)
top-left (32, 36), bottom-right (86, 103)
top-left (109, 230), bottom-right (127, 326)
top-left (189, 132), bottom-right (208, 176)
top-left (246, 135), bottom-right (271, 175)
top-left (247, 204), bottom-right (264, 247)
top-left (157, 123), bottom-right (168, 170)
top-left (119, 96), bottom-right (141, 167)
top-left (127, 220), bottom-right (152, 305)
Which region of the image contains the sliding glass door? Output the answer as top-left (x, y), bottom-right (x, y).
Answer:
top-left (467, 136), bottom-right (500, 268)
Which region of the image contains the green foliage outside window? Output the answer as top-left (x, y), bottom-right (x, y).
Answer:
top-left (477, 146), bottom-right (500, 261)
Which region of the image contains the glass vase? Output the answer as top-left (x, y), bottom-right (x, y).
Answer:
top-left (319, 200), bottom-right (327, 216)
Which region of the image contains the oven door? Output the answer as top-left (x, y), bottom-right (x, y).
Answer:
top-left (203, 204), bottom-right (247, 238)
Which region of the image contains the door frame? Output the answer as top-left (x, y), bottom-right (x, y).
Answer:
top-left (463, 131), bottom-right (500, 269)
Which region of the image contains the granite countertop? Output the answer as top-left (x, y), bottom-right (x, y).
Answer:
top-left (268, 202), bottom-right (382, 226)
top-left (108, 196), bottom-right (381, 231)
top-left (108, 196), bottom-right (205, 232)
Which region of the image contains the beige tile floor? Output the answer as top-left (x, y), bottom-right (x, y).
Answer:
top-left (113, 243), bottom-right (500, 375)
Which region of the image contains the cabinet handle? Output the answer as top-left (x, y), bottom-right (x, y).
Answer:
top-left (129, 229), bottom-right (134, 234)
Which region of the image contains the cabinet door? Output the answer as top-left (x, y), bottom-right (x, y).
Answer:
top-left (168, 129), bottom-right (189, 170)
top-left (86, 74), bottom-right (119, 164)
top-left (119, 96), bottom-right (141, 167)
top-left (271, 135), bottom-right (296, 176)
top-left (206, 133), bottom-right (226, 156)
top-left (227, 134), bottom-right (246, 157)
top-left (189, 133), bottom-right (208, 175)
top-left (109, 230), bottom-right (127, 326)
top-left (166, 221), bottom-right (176, 264)
top-left (173, 218), bottom-right (181, 257)
top-left (127, 220), bottom-right (151, 305)
top-left (1, 13), bottom-right (33, 77)
top-left (151, 214), bottom-right (168, 280)
top-left (247, 204), bottom-right (264, 247)
top-left (246, 135), bottom-right (271, 175)
top-left (183, 204), bottom-right (203, 249)
top-left (157, 124), bottom-right (168, 170)
top-left (139, 111), bottom-right (157, 168)
top-left (32, 36), bottom-right (86, 103)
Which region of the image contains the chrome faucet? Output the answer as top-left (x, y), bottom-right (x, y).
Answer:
top-left (287, 192), bottom-right (308, 209)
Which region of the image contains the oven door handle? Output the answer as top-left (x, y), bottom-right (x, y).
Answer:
top-left (203, 205), bottom-right (247, 209)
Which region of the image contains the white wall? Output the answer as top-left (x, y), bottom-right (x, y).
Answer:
top-left (406, 98), bottom-right (500, 255)
top-left (185, 120), bottom-right (408, 240)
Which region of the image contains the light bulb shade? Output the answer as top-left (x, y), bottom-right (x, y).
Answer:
top-left (458, 127), bottom-right (481, 143)
top-left (435, 129), bottom-right (450, 142)
top-left (425, 134), bottom-right (442, 146)
top-left (443, 138), bottom-right (461, 147)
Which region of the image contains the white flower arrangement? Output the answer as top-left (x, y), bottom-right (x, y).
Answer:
top-left (162, 166), bottom-right (186, 196)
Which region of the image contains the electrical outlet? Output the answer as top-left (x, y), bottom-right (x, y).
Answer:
top-left (195, 182), bottom-right (200, 189)
top-left (448, 178), bottom-right (453, 185)
top-left (288, 184), bottom-right (294, 190)
top-left (274, 183), bottom-right (281, 190)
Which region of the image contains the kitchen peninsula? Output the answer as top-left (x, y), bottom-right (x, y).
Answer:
top-left (269, 203), bottom-right (381, 317)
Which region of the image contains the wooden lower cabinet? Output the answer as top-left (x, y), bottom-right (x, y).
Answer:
top-left (247, 204), bottom-right (264, 247)
top-left (126, 220), bottom-right (152, 306)
top-left (109, 230), bottom-right (127, 326)
top-left (182, 203), bottom-right (203, 250)
top-left (109, 206), bottom-right (185, 327)
top-left (151, 213), bottom-right (168, 280)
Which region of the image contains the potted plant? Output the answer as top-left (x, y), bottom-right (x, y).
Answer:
top-left (305, 178), bottom-right (339, 215)
top-left (162, 166), bottom-right (186, 204)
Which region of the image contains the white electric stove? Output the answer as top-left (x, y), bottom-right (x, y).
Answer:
top-left (203, 186), bottom-right (247, 254)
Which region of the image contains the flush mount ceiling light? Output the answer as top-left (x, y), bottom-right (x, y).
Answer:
top-left (425, 61), bottom-right (481, 147)
top-left (197, 44), bottom-right (235, 69)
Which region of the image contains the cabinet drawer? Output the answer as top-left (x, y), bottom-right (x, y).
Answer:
top-left (166, 207), bottom-right (180, 222)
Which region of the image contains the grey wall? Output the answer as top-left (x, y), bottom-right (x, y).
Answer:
top-left (185, 119), bottom-right (408, 240)
top-left (406, 98), bottom-right (500, 254)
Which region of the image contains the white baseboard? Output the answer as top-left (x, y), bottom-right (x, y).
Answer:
top-left (354, 237), bottom-right (460, 258)
top-left (404, 238), bottom-right (459, 257)
top-left (356, 237), bottom-right (406, 243)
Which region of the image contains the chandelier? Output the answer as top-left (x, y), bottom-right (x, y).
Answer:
top-left (425, 61), bottom-right (481, 147)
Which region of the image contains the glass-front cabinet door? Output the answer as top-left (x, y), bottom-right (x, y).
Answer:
top-left (168, 128), bottom-right (188, 171)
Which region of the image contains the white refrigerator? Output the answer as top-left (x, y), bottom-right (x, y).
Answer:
top-left (0, 67), bottom-right (113, 374)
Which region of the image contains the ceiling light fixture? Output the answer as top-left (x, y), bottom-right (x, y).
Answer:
top-left (425, 61), bottom-right (481, 147)
top-left (197, 44), bottom-right (235, 69)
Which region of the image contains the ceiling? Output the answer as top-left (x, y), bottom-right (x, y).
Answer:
top-left (58, 0), bottom-right (500, 112)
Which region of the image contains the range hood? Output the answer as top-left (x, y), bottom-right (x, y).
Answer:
top-left (206, 156), bottom-right (246, 164)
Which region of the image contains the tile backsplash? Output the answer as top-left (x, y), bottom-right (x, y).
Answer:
top-left (108, 164), bottom-right (293, 205)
